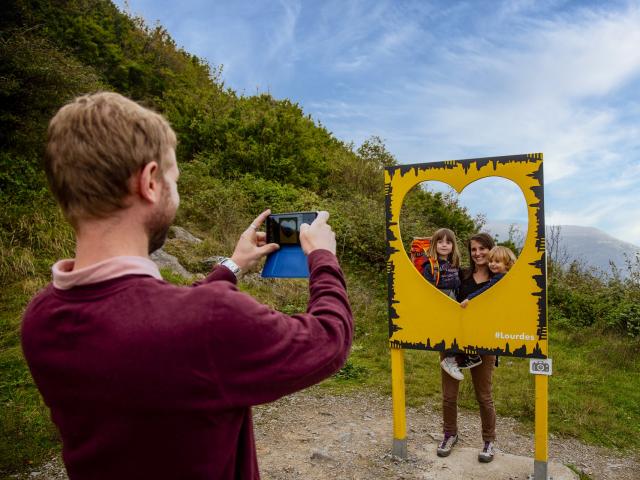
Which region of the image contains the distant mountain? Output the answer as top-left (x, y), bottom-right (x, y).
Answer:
top-left (484, 222), bottom-right (640, 277)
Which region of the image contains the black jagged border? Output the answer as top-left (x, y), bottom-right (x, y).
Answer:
top-left (385, 153), bottom-right (546, 359)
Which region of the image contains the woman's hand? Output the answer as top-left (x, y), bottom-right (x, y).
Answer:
top-left (460, 299), bottom-right (469, 308)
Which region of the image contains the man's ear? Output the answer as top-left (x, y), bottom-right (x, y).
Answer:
top-left (137, 161), bottom-right (161, 204)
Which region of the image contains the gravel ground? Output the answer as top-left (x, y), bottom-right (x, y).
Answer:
top-left (12, 388), bottom-right (639, 479)
top-left (254, 389), bottom-right (639, 480)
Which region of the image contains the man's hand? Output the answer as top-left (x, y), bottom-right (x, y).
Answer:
top-left (460, 299), bottom-right (469, 308)
top-left (299, 211), bottom-right (336, 256)
top-left (230, 209), bottom-right (279, 272)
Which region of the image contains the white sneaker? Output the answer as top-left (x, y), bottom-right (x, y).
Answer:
top-left (437, 433), bottom-right (458, 457)
top-left (478, 441), bottom-right (495, 462)
top-left (441, 356), bottom-right (464, 381)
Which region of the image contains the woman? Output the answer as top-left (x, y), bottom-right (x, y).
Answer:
top-left (436, 232), bottom-right (497, 463)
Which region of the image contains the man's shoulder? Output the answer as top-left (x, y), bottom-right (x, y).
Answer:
top-left (22, 274), bottom-right (251, 345)
top-left (23, 274), bottom-right (238, 319)
top-left (22, 283), bottom-right (61, 345)
top-left (23, 283), bottom-right (55, 318)
top-left (107, 274), bottom-right (241, 313)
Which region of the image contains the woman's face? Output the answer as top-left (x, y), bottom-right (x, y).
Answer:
top-left (470, 240), bottom-right (491, 268)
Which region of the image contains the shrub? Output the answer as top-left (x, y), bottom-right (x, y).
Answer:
top-left (548, 278), bottom-right (600, 328)
top-left (606, 302), bottom-right (640, 338)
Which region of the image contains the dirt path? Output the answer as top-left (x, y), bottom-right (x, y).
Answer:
top-left (254, 388), bottom-right (639, 480)
top-left (14, 389), bottom-right (639, 479)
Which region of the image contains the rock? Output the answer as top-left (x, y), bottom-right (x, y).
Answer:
top-left (310, 449), bottom-right (332, 461)
top-left (169, 226), bottom-right (202, 244)
top-left (150, 249), bottom-right (192, 279)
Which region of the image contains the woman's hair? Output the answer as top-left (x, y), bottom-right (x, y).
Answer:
top-left (427, 228), bottom-right (461, 268)
top-left (489, 245), bottom-right (517, 270)
top-left (462, 232), bottom-right (496, 280)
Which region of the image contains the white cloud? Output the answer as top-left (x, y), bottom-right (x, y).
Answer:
top-left (113, 0), bottom-right (640, 244)
top-left (398, 6), bottom-right (640, 179)
top-left (302, 2), bottom-right (640, 244)
top-left (519, 8), bottom-right (640, 99)
top-left (266, 0), bottom-right (301, 63)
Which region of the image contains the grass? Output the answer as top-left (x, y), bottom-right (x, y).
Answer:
top-left (1, 282), bottom-right (60, 474)
top-left (547, 329), bottom-right (640, 447)
top-left (1, 253), bottom-right (639, 474)
top-left (325, 303), bottom-right (640, 450)
top-left (246, 265), bottom-right (640, 454)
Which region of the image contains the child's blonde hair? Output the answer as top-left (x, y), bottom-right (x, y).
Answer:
top-left (427, 228), bottom-right (461, 268)
top-left (489, 245), bottom-right (517, 270)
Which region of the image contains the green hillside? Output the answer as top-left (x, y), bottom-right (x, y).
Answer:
top-left (1, 0), bottom-right (638, 475)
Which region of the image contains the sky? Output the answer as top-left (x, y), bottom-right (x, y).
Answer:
top-left (114, 0), bottom-right (640, 246)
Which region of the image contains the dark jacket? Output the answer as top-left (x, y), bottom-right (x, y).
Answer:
top-left (465, 272), bottom-right (506, 301)
top-left (424, 257), bottom-right (461, 291)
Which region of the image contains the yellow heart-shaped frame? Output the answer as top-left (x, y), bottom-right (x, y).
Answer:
top-left (385, 153), bottom-right (547, 358)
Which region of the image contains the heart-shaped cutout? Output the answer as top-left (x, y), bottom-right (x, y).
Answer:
top-left (279, 218), bottom-right (299, 244)
top-left (399, 177), bottom-right (528, 301)
top-left (385, 154), bottom-right (547, 358)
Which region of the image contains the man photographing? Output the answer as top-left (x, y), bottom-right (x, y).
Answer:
top-left (21, 92), bottom-right (353, 479)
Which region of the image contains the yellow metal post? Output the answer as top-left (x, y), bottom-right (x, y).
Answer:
top-left (391, 347), bottom-right (407, 458)
top-left (534, 374), bottom-right (548, 479)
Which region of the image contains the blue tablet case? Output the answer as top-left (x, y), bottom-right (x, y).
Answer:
top-left (261, 245), bottom-right (309, 278)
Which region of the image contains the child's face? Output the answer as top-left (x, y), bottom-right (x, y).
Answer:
top-left (436, 238), bottom-right (453, 258)
top-left (488, 258), bottom-right (508, 274)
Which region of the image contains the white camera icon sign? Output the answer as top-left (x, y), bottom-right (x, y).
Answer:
top-left (529, 358), bottom-right (552, 376)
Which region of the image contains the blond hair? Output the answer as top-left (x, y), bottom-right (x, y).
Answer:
top-left (45, 92), bottom-right (177, 226)
top-left (427, 228), bottom-right (461, 268)
top-left (489, 245), bottom-right (517, 270)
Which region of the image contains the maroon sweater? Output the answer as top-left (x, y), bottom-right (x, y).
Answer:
top-left (21, 250), bottom-right (352, 479)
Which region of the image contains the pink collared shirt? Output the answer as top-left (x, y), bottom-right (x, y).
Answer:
top-left (52, 256), bottom-right (162, 290)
